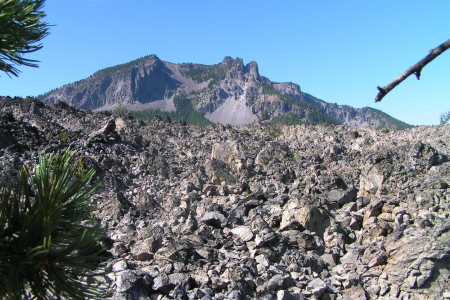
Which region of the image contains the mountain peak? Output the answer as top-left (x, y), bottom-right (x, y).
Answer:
top-left (222, 56), bottom-right (234, 65)
top-left (245, 61), bottom-right (259, 80)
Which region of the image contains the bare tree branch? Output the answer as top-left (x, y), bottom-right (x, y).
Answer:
top-left (375, 38), bottom-right (450, 102)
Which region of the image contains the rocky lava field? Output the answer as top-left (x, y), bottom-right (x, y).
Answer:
top-left (1, 96), bottom-right (449, 300)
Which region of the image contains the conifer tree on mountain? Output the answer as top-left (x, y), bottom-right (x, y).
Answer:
top-left (0, 0), bottom-right (50, 77)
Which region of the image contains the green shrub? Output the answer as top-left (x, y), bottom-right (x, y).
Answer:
top-left (0, 150), bottom-right (105, 299)
top-left (267, 124), bottom-right (282, 139)
top-left (229, 149), bottom-right (234, 160)
top-left (114, 97), bottom-right (127, 116)
top-left (293, 150), bottom-right (301, 164)
top-left (75, 156), bottom-right (87, 178)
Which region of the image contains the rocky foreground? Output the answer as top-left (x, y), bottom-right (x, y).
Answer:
top-left (1, 96), bottom-right (449, 300)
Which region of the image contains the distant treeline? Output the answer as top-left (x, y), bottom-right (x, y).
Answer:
top-left (267, 112), bottom-right (341, 126)
top-left (257, 83), bottom-right (342, 126)
top-left (365, 107), bottom-right (413, 130)
top-left (130, 92), bottom-right (213, 126)
top-left (95, 54), bottom-right (158, 77)
top-left (180, 63), bottom-right (232, 89)
top-left (130, 87), bottom-right (342, 126)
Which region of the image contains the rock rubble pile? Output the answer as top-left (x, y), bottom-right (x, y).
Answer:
top-left (1, 96), bottom-right (449, 300)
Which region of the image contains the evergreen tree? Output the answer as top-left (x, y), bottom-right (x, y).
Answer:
top-left (0, 150), bottom-right (106, 299)
top-left (0, 0), bottom-right (50, 77)
top-left (441, 109), bottom-right (450, 125)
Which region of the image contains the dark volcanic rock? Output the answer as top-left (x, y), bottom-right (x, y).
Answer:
top-left (0, 96), bottom-right (449, 299)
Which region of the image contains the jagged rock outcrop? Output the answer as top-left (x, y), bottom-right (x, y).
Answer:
top-left (1, 96), bottom-right (448, 299)
top-left (38, 55), bottom-right (411, 129)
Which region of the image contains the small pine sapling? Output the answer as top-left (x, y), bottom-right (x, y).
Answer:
top-left (0, 150), bottom-right (106, 299)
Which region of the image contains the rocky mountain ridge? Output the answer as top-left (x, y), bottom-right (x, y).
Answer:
top-left (37, 55), bottom-right (411, 129)
top-left (1, 96), bottom-right (448, 300)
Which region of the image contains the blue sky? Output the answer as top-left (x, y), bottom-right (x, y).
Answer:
top-left (1, 0), bottom-right (449, 126)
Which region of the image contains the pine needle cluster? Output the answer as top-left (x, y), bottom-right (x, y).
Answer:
top-left (0, 150), bottom-right (106, 299)
top-left (0, 0), bottom-right (50, 77)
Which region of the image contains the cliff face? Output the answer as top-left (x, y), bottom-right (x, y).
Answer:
top-left (39, 55), bottom-right (412, 129)
top-left (1, 96), bottom-right (448, 299)
top-left (41, 55), bottom-right (181, 111)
